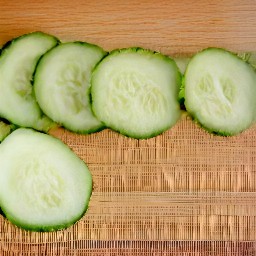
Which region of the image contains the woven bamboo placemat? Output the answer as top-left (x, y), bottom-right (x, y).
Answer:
top-left (1, 115), bottom-right (255, 255)
top-left (1, 1), bottom-right (256, 254)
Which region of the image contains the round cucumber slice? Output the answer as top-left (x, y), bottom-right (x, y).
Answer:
top-left (184, 48), bottom-right (256, 136)
top-left (91, 48), bottom-right (182, 139)
top-left (0, 32), bottom-right (59, 132)
top-left (0, 128), bottom-right (92, 231)
top-left (34, 42), bottom-right (106, 134)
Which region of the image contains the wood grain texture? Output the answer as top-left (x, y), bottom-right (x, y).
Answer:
top-left (0, 1), bottom-right (256, 255)
top-left (0, 0), bottom-right (256, 55)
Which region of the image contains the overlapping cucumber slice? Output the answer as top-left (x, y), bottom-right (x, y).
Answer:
top-left (91, 48), bottom-right (182, 139)
top-left (34, 42), bottom-right (106, 134)
top-left (0, 32), bottom-right (59, 132)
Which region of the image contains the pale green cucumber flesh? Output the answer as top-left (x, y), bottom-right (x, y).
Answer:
top-left (0, 128), bottom-right (92, 231)
top-left (0, 32), bottom-right (58, 132)
top-left (184, 48), bottom-right (256, 135)
top-left (34, 42), bottom-right (106, 134)
top-left (91, 48), bottom-right (182, 139)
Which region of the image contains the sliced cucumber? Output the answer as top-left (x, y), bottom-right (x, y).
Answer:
top-left (91, 48), bottom-right (181, 139)
top-left (0, 32), bottom-right (59, 132)
top-left (184, 48), bottom-right (256, 135)
top-left (34, 42), bottom-right (106, 134)
top-left (0, 128), bottom-right (92, 231)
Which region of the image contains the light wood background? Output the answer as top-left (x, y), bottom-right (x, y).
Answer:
top-left (1, 0), bottom-right (256, 55)
top-left (0, 0), bottom-right (256, 255)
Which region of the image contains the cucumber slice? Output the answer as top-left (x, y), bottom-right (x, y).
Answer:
top-left (91, 48), bottom-right (181, 139)
top-left (34, 42), bottom-right (106, 134)
top-left (0, 32), bottom-right (59, 132)
top-left (184, 48), bottom-right (256, 135)
top-left (0, 128), bottom-right (92, 231)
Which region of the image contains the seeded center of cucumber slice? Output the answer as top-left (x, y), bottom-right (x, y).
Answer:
top-left (11, 64), bottom-right (34, 100)
top-left (195, 74), bottom-right (236, 118)
top-left (11, 159), bottom-right (64, 211)
top-left (108, 71), bottom-right (167, 120)
top-left (15, 80), bottom-right (33, 100)
top-left (57, 64), bottom-right (88, 114)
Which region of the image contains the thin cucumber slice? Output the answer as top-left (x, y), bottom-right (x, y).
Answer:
top-left (184, 48), bottom-right (256, 135)
top-left (0, 128), bottom-right (92, 231)
top-left (91, 48), bottom-right (182, 139)
top-left (0, 32), bottom-right (59, 132)
top-left (34, 42), bottom-right (106, 134)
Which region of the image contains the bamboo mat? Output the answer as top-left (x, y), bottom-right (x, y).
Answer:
top-left (1, 116), bottom-right (255, 255)
top-left (1, 0), bottom-right (256, 254)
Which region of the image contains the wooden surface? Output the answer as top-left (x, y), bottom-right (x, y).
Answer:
top-left (0, 1), bottom-right (256, 255)
top-left (1, 0), bottom-right (256, 55)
